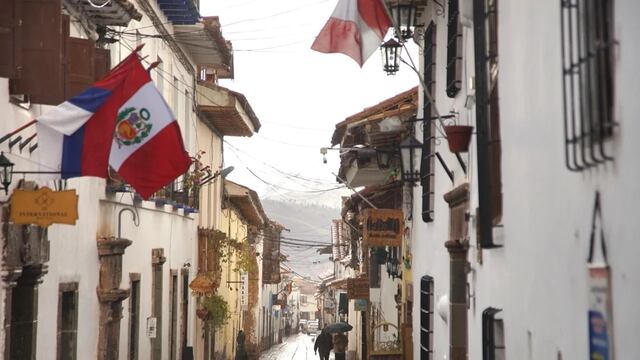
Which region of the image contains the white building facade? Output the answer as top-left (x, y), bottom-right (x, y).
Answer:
top-left (407, 0), bottom-right (640, 359)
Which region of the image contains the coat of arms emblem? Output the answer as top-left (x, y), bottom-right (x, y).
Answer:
top-left (115, 107), bottom-right (153, 146)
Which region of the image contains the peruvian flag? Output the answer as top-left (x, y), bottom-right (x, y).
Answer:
top-left (311, 0), bottom-right (392, 67)
top-left (109, 63), bottom-right (191, 199)
top-left (37, 48), bottom-right (191, 199)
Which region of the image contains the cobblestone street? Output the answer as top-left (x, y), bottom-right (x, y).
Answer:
top-left (259, 334), bottom-right (336, 360)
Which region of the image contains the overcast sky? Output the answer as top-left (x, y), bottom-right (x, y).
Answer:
top-left (200, 0), bottom-right (419, 207)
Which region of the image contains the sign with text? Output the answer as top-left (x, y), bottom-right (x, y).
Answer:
top-left (363, 209), bottom-right (403, 247)
top-left (347, 277), bottom-right (370, 300)
top-left (354, 299), bottom-right (368, 312)
top-left (588, 266), bottom-right (614, 360)
top-left (240, 272), bottom-right (249, 311)
top-left (10, 187), bottom-right (78, 227)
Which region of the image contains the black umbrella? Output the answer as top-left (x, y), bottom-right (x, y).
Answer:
top-left (324, 322), bottom-right (353, 333)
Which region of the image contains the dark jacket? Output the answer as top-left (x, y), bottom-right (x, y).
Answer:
top-left (314, 331), bottom-right (333, 354)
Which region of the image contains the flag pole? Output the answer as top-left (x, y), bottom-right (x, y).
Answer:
top-left (0, 120), bottom-right (37, 145)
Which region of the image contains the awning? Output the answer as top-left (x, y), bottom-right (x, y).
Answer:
top-left (174, 17), bottom-right (233, 78)
top-left (224, 180), bottom-right (266, 226)
top-left (197, 81), bottom-right (261, 137)
top-left (63, 0), bottom-right (142, 26)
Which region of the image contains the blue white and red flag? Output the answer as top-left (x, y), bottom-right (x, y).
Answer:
top-left (37, 49), bottom-right (191, 199)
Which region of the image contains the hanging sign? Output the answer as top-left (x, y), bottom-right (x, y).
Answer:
top-left (586, 192), bottom-right (614, 360)
top-left (347, 276), bottom-right (369, 300)
top-left (10, 187), bottom-right (78, 227)
top-left (146, 317), bottom-right (157, 338)
top-left (362, 209), bottom-right (403, 247)
top-left (240, 272), bottom-right (249, 311)
top-left (354, 299), bottom-right (368, 312)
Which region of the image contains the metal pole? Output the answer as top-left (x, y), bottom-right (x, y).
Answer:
top-left (332, 172), bottom-right (378, 209)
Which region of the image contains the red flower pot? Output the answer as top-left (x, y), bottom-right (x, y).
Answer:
top-left (443, 125), bottom-right (473, 153)
top-left (196, 308), bottom-right (209, 320)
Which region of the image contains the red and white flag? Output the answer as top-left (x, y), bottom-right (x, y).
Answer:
top-left (311, 0), bottom-right (392, 67)
top-left (109, 60), bottom-right (191, 199)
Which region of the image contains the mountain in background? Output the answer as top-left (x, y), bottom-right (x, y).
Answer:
top-left (261, 198), bottom-right (340, 279)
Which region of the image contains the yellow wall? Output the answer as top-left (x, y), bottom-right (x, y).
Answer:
top-left (196, 120), bottom-right (224, 230)
top-left (216, 206), bottom-right (249, 359)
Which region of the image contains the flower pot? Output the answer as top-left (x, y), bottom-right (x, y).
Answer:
top-left (196, 308), bottom-right (209, 320)
top-left (443, 125), bottom-right (473, 153)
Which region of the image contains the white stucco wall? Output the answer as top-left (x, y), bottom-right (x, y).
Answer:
top-left (411, 0), bottom-right (640, 359)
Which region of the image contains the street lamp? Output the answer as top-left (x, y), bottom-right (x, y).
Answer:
top-left (389, 2), bottom-right (417, 41)
top-left (399, 135), bottom-right (423, 184)
top-left (0, 152), bottom-right (14, 195)
top-left (380, 38), bottom-right (402, 75)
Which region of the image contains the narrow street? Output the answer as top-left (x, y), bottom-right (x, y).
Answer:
top-left (259, 334), bottom-right (335, 360)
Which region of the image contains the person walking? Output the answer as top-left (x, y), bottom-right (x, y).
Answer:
top-left (314, 328), bottom-right (333, 360)
top-left (235, 330), bottom-right (248, 360)
top-left (333, 332), bottom-right (348, 360)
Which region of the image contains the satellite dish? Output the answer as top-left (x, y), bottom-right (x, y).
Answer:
top-left (219, 166), bottom-right (235, 178)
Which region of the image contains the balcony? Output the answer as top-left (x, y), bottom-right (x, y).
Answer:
top-left (64, 0), bottom-right (142, 26)
top-left (174, 17), bottom-right (233, 79)
top-left (197, 81), bottom-right (261, 137)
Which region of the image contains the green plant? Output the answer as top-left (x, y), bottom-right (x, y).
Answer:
top-left (201, 295), bottom-right (230, 330)
top-left (234, 241), bottom-right (257, 273)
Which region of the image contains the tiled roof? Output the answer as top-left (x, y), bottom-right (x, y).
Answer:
top-left (331, 87), bottom-right (419, 146)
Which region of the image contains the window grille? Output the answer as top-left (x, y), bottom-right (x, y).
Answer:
top-left (482, 307), bottom-right (505, 360)
top-left (421, 22), bottom-right (437, 223)
top-left (446, 0), bottom-right (463, 97)
top-left (560, 0), bottom-right (615, 170)
top-left (58, 283), bottom-right (79, 360)
top-left (420, 275), bottom-right (434, 360)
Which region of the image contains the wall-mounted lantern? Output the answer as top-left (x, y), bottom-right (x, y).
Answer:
top-left (399, 136), bottom-right (423, 184)
top-left (389, 2), bottom-right (418, 41)
top-left (0, 152), bottom-right (14, 195)
top-left (381, 38), bottom-right (402, 75)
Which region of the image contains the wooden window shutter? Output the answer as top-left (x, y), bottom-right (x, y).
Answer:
top-left (488, 82), bottom-right (502, 224)
top-left (0, 0), bottom-right (21, 78)
top-left (446, 0), bottom-right (463, 98)
top-left (10, 0), bottom-right (64, 105)
top-left (197, 231), bottom-right (206, 273)
top-left (94, 48), bottom-right (111, 82)
top-left (206, 237), bottom-right (216, 273)
top-left (66, 37), bottom-right (95, 98)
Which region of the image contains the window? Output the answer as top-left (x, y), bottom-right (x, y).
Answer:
top-left (369, 253), bottom-right (381, 288)
top-left (561, 0), bottom-right (615, 170)
top-left (420, 275), bottom-right (434, 360)
top-left (421, 22), bottom-right (437, 223)
top-left (473, 0), bottom-right (502, 248)
top-left (446, 0), bottom-right (463, 97)
top-left (180, 270), bottom-right (189, 358)
top-left (482, 307), bottom-right (505, 360)
top-left (169, 271), bottom-right (178, 360)
top-left (58, 283), bottom-right (79, 360)
top-left (128, 274), bottom-right (140, 360)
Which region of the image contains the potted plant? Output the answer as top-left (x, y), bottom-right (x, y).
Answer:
top-left (443, 124), bottom-right (474, 153)
top-left (201, 295), bottom-right (230, 329)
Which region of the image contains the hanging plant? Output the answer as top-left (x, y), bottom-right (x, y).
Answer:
top-left (201, 295), bottom-right (230, 330)
top-left (234, 241), bottom-right (258, 274)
